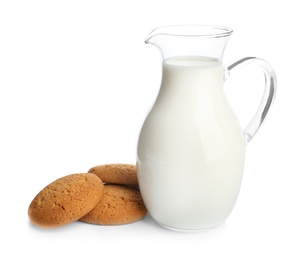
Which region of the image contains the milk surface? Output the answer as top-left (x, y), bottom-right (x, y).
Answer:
top-left (137, 56), bottom-right (246, 230)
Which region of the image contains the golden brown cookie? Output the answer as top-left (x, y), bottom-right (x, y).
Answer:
top-left (88, 164), bottom-right (138, 187)
top-left (80, 184), bottom-right (147, 225)
top-left (28, 173), bottom-right (104, 228)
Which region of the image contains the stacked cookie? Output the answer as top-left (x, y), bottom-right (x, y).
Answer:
top-left (28, 164), bottom-right (147, 228)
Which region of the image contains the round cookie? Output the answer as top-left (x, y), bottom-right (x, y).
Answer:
top-left (80, 184), bottom-right (147, 225)
top-left (88, 164), bottom-right (138, 187)
top-left (28, 173), bottom-right (104, 228)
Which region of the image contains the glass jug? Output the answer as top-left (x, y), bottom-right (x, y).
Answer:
top-left (137, 25), bottom-right (277, 231)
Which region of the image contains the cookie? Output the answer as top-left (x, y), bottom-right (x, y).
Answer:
top-left (88, 164), bottom-right (138, 187)
top-left (80, 184), bottom-right (147, 225)
top-left (28, 173), bottom-right (104, 228)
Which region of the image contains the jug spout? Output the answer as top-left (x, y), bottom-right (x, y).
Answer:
top-left (145, 25), bottom-right (233, 61)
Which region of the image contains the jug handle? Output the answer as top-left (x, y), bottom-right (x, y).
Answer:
top-left (225, 57), bottom-right (277, 143)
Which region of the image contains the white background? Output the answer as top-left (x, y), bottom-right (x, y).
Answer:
top-left (0, 0), bottom-right (298, 259)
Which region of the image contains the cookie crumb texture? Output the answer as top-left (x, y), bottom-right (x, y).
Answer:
top-left (88, 164), bottom-right (138, 187)
top-left (28, 173), bottom-right (103, 228)
top-left (80, 185), bottom-right (147, 225)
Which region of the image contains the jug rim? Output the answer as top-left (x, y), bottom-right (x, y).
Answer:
top-left (146, 25), bottom-right (233, 43)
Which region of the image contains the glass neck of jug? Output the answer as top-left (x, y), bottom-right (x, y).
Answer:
top-left (145, 25), bottom-right (233, 62)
